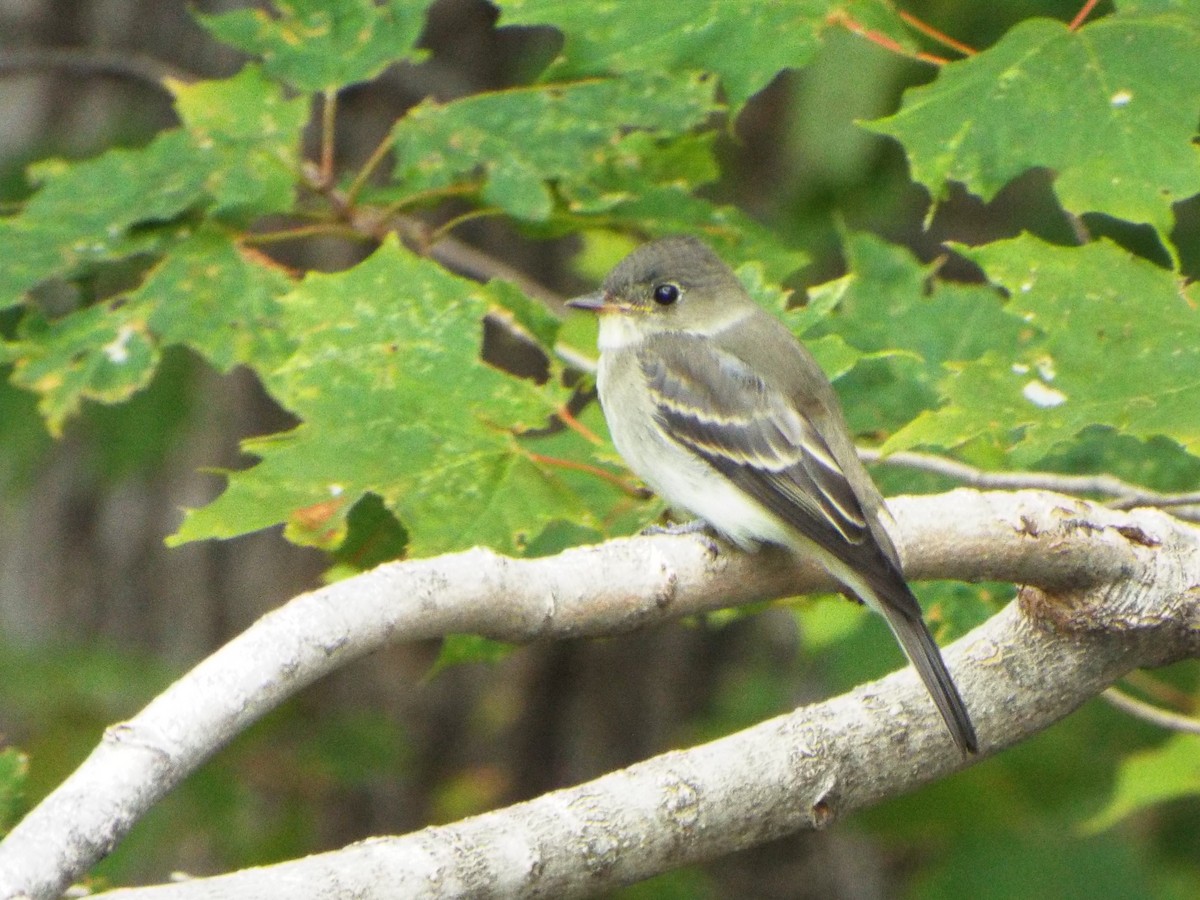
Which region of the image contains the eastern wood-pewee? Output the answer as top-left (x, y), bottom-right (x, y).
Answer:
top-left (568, 236), bottom-right (977, 755)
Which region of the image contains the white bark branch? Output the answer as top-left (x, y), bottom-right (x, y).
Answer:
top-left (1102, 687), bottom-right (1200, 735)
top-left (859, 448), bottom-right (1200, 520)
top-left (1, 490), bottom-right (1198, 899)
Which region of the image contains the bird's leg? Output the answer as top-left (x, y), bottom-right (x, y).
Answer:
top-left (641, 517), bottom-right (711, 537)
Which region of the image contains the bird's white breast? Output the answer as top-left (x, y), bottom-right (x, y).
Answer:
top-left (595, 338), bottom-right (793, 552)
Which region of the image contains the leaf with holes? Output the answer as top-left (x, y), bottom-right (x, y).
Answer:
top-left (196, 0), bottom-right (427, 92)
top-left (170, 239), bottom-right (599, 557)
top-left (870, 11), bottom-right (1200, 244)
top-left (884, 235), bottom-right (1200, 464)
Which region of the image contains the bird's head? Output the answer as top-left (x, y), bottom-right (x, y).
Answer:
top-left (566, 236), bottom-right (749, 336)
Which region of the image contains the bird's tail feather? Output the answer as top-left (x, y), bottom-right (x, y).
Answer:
top-left (875, 584), bottom-right (978, 755)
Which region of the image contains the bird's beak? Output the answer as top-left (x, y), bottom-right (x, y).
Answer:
top-left (565, 290), bottom-right (610, 312)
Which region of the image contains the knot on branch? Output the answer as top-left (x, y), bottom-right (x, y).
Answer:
top-left (1008, 496), bottom-right (1200, 651)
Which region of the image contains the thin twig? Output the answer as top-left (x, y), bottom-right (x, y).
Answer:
top-left (1103, 687), bottom-right (1200, 735)
top-left (381, 181), bottom-right (483, 217)
top-left (0, 47), bottom-right (193, 90)
top-left (1069, 0), bottom-right (1102, 31)
top-left (424, 231), bottom-right (564, 307)
top-left (319, 89), bottom-right (337, 188)
top-left (242, 223), bottom-right (362, 245)
top-left (555, 404), bottom-right (602, 445)
top-left (552, 344), bottom-right (594, 376)
top-left (898, 10), bottom-right (977, 56)
top-left (827, 11), bottom-right (949, 66)
top-left (345, 129), bottom-right (397, 205)
top-left (859, 448), bottom-right (1200, 520)
top-left (431, 207), bottom-right (505, 242)
top-left (1121, 669), bottom-right (1198, 711)
top-left (1111, 492), bottom-right (1200, 511)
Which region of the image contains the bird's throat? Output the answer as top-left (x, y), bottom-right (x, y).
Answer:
top-left (596, 314), bottom-right (645, 352)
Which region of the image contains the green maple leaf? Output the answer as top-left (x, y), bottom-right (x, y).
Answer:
top-left (1, 68), bottom-right (310, 432)
top-left (0, 67), bottom-right (307, 314)
top-left (169, 67), bottom-right (310, 218)
top-left (135, 228), bottom-right (295, 373)
top-left (172, 239), bottom-right (587, 557)
top-left (0, 130), bottom-right (209, 309)
top-left (871, 11), bottom-right (1200, 247)
top-left (495, 0), bottom-right (909, 115)
top-left (6, 302), bottom-right (159, 436)
top-left (792, 232), bottom-right (1020, 439)
top-left (885, 235), bottom-right (1200, 464)
top-left (197, 0), bottom-right (428, 92)
top-left (391, 71), bottom-right (721, 222)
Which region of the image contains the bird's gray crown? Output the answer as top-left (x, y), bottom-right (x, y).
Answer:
top-left (601, 236), bottom-right (742, 297)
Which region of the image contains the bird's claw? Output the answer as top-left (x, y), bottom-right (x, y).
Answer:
top-left (641, 519), bottom-right (721, 555)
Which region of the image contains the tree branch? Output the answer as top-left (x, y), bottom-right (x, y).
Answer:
top-left (86, 604), bottom-right (1177, 900)
top-left (0, 47), bottom-right (192, 90)
top-left (1102, 687), bottom-right (1200, 735)
top-left (859, 448), bottom-right (1200, 521)
top-left (1, 490), bottom-right (1198, 899)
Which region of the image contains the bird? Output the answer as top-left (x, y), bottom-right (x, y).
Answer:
top-left (567, 235), bottom-right (978, 755)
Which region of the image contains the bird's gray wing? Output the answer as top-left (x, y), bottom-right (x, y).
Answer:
top-left (638, 332), bottom-right (875, 566)
top-left (640, 332), bottom-right (979, 755)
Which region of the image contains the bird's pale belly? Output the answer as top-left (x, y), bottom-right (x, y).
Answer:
top-left (597, 349), bottom-right (792, 552)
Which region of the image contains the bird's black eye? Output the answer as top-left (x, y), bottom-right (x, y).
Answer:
top-left (652, 283), bottom-right (680, 306)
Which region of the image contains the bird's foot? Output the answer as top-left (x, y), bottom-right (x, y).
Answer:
top-left (641, 518), bottom-right (721, 555)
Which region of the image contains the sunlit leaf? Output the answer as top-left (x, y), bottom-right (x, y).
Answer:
top-left (172, 239), bottom-right (591, 556)
top-left (197, 0), bottom-right (427, 92)
top-left (1083, 732), bottom-right (1200, 832)
top-left (871, 11), bottom-right (1200, 244)
top-left (886, 235), bottom-right (1200, 464)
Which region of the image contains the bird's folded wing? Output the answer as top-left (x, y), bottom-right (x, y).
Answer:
top-left (638, 333), bottom-right (872, 558)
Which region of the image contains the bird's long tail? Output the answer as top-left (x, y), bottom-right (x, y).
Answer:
top-left (872, 581), bottom-right (978, 755)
